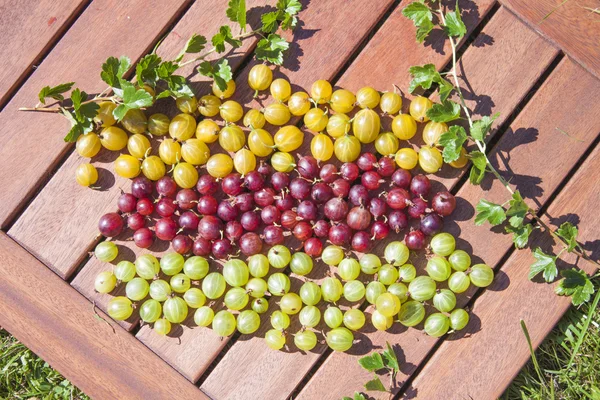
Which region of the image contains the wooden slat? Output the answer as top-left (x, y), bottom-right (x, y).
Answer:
top-left (199, 2), bottom-right (505, 399)
top-left (133, 0), bottom-right (397, 383)
top-left (408, 145), bottom-right (600, 399)
top-left (69, 0), bottom-right (268, 330)
top-left (0, 0), bottom-right (192, 229)
top-left (500, 0), bottom-right (600, 80)
top-left (299, 57), bottom-right (600, 399)
top-left (0, 0), bottom-right (88, 109)
top-left (0, 232), bottom-right (206, 399)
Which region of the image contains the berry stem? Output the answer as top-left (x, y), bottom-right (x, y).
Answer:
top-left (438, 5), bottom-right (599, 268)
top-left (19, 96), bottom-right (116, 113)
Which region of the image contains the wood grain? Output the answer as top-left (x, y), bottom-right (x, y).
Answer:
top-left (500, 0), bottom-right (600, 80)
top-left (0, 0), bottom-right (88, 109)
top-left (200, 2), bottom-right (509, 399)
top-left (0, 232), bottom-right (206, 399)
top-left (71, 0), bottom-right (269, 327)
top-left (299, 57), bottom-right (600, 399)
top-left (134, 0), bottom-right (397, 383)
top-left (0, 0), bottom-right (192, 229)
top-left (408, 144), bottom-right (600, 399)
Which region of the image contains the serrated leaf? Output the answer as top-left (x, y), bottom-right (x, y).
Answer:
top-left (165, 75), bottom-right (194, 98)
top-left (444, 4), bottom-right (467, 37)
top-left (382, 342), bottom-right (400, 372)
top-left (416, 19), bottom-right (434, 43)
top-left (427, 100), bottom-right (461, 123)
top-left (438, 78), bottom-right (454, 102)
top-left (261, 12), bottom-right (280, 33)
top-left (157, 61), bottom-right (179, 79)
top-left (403, 1), bottom-right (433, 27)
top-left (470, 113), bottom-right (500, 142)
top-left (475, 199), bottom-right (506, 226)
top-left (556, 222), bottom-right (579, 253)
top-left (439, 126), bottom-right (468, 163)
top-left (358, 353), bottom-right (385, 372)
top-left (364, 377), bottom-right (387, 392)
top-left (100, 56), bottom-right (131, 88)
top-left (226, 0), bottom-right (246, 31)
top-left (408, 64), bottom-right (439, 93)
top-left (70, 88), bottom-right (86, 112)
top-left (61, 108), bottom-right (83, 142)
top-left (212, 25), bottom-right (242, 53)
top-left (38, 82), bottom-right (74, 104)
top-left (135, 54), bottom-right (162, 86)
top-left (198, 59), bottom-right (232, 91)
top-left (255, 33), bottom-right (289, 65)
top-left (175, 34), bottom-right (207, 62)
top-left (506, 223), bottom-right (533, 249)
top-left (529, 248), bottom-right (558, 282)
top-left (354, 392), bottom-right (366, 400)
top-left (277, 0), bottom-right (302, 15)
top-left (506, 191), bottom-right (529, 228)
top-left (555, 269), bottom-right (594, 306)
top-left (112, 81), bottom-right (153, 121)
top-left (469, 151), bottom-right (487, 185)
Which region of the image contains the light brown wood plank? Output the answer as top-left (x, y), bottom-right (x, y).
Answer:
top-left (0, 0), bottom-right (88, 109)
top-left (299, 57), bottom-right (600, 399)
top-left (199, 2), bottom-right (505, 399)
top-left (135, 0), bottom-right (397, 383)
top-left (0, 0), bottom-right (192, 229)
top-left (501, 0), bottom-right (600, 80)
top-left (408, 144), bottom-right (600, 399)
top-left (0, 232), bottom-right (206, 399)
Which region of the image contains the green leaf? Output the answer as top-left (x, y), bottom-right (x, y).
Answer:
top-left (470, 113), bottom-right (500, 141)
top-left (255, 33), bottom-right (290, 65)
top-left (61, 108), bottom-right (83, 142)
top-left (403, 1), bottom-right (434, 43)
top-left (353, 392), bottom-right (366, 400)
top-left (358, 353), bottom-right (385, 372)
top-left (176, 34), bottom-right (207, 61)
top-left (438, 78), bottom-right (454, 102)
top-left (416, 19), bottom-right (434, 43)
top-left (135, 54), bottom-right (162, 86)
top-left (70, 88), bottom-right (86, 112)
top-left (382, 342), bottom-right (400, 372)
top-left (211, 25), bottom-right (242, 53)
top-left (426, 99), bottom-right (461, 123)
top-left (444, 4), bottom-right (467, 38)
top-left (475, 199), bottom-right (506, 226)
top-left (556, 222), bottom-right (579, 253)
top-left (506, 191), bottom-right (529, 228)
top-left (165, 75), bottom-right (195, 98)
top-left (198, 59), bottom-right (232, 92)
top-left (403, 1), bottom-right (433, 27)
top-left (100, 56), bottom-right (131, 88)
top-left (226, 0), bottom-right (247, 31)
top-left (555, 269), bottom-right (594, 306)
top-left (38, 82), bottom-right (74, 104)
top-left (112, 81), bottom-right (153, 121)
top-left (469, 151), bottom-right (487, 185)
top-left (505, 223), bottom-right (533, 249)
top-left (157, 61), bottom-right (179, 79)
top-left (439, 125), bottom-right (468, 163)
top-left (529, 248), bottom-right (558, 282)
top-left (261, 12), bottom-right (280, 33)
top-left (408, 64), bottom-right (439, 93)
top-left (364, 377), bottom-right (387, 392)
top-left (277, 0), bottom-right (302, 30)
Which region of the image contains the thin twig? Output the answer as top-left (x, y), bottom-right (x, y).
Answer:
top-left (92, 301), bottom-right (115, 334)
top-left (178, 29), bottom-right (263, 68)
top-left (19, 96), bottom-right (115, 113)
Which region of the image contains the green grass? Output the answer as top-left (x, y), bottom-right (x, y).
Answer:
top-left (502, 282), bottom-right (600, 400)
top-left (1, 283), bottom-right (599, 399)
top-left (0, 330), bottom-right (89, 400)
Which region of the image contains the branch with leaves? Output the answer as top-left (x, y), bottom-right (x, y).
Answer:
top-left (342, 342), bottom-right (400, 400)
top-left (402, 0), bottom-right (598, 306)
top-left (21, 0), bottom-right (302, 143)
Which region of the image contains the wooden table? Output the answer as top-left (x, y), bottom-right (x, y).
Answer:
top-left (1, 1), bottom-right (599, 398)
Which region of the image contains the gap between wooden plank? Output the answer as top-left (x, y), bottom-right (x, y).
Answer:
top-left (0, 232), bottom-right (207, 399)
top-left (0, 0), bottom-right (91, 111)
top-left (199, 1), bottom-right (500, 399)
top-left (293, 6), bottom-right (567, 399)
top-left (0, 0), bottom-right (195, 230)
top-left (406, 140), bottom-right (600, 398)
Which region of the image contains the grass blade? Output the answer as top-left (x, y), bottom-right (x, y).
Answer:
top-left (567, 286), bottom-right (600, 368)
